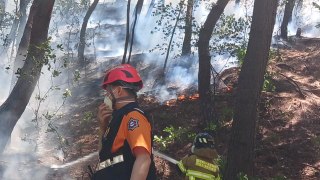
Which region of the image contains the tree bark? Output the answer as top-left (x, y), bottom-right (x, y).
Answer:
top-left (0, 0), bottom-right (55, 154)
top-left (122, 0), bottom-right (131, 64)
top-left (11, 0), bottom-right (38, 90)
top-left (181, 0), bottom-right (194, 56)
top-left (224, 0), bottom-right (278, 179)
top-left (280, 0), bottom-right (295, 39)
top-left (16, 0), bottom-right (32, 47)
top-left (146, 0), bottom-right (156, 18)
top-left (127, 0), bottom-right (144, 64)
top-left (163, 2), bottom-right (183, 71)
top-left (198, 0), bottom-right (229, 124)
top-left (78, 0), bottom-right (99, 65)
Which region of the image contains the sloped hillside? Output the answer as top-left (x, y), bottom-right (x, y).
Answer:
top-left (48, 37), bottom-right (320, 180)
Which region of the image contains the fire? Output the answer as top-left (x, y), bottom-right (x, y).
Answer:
top-left (165, 93), bottom-right (200, 106)
top-left (222, 86), bottom-right (233, 93)
top-left (177, 94), bottom-right (186, 100)
top-left (165, 99), bottom-right (176, 106)
top-left (189, 93), bottom-right (199, 100)
top-left (178, 93), bottom-right (200, 101)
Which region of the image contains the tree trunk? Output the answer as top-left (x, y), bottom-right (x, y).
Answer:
top-left (0, 0), bottom-right (6, 27)
top-left (163, 2), bottom-right (183, 71)
top-left (181, 0), bottom-right (194, 56)
top-left (146, 0), bottom-right (156, 18)
top-left (122, 0), bottom-right (131, 64)
top-left (224, 0), bottom-right (278, 179)
top-left (0, 0), bottom-right (55, 154)
top-left (280, 0), bottom-right (295, 39)
top-left (198, 0), bottom-right (229, 125)
top-left (4, 12), bottom-right (19, 52)
top-left (2, 0), bottom-right (31, 63)
top-left (16, 0), bottom-right (32, 47)
top-left (127, 0), bottom-right (144, 64)
top-left (78, 0), bottom-right (99, 65)
top-left (11, 0), bottom-right (38, 90)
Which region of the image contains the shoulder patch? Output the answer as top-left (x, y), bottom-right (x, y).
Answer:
top-left (128, 118), bottom-right (139, 131)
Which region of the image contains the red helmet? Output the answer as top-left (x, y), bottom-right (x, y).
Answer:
top-left (102, 64), bottom-right (143, 91)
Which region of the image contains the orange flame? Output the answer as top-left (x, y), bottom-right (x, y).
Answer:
top-left (178, 94), bottom-right (186, 101)
top-left (164, 93), bottom-right (200, 106)
top-left (189, 93), bottom-right (199, 100)
top-left (165, 99), bottom-right (176, 106)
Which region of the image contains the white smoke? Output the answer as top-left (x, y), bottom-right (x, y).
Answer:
top-left (1, 0), bottom-right (320, 179)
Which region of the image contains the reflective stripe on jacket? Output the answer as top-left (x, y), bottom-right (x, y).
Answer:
top-left (177, 148), bottom-right (220, 180)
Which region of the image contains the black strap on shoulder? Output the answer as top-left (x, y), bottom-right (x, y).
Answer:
top-left (99, 102), bottom-right (139, 161)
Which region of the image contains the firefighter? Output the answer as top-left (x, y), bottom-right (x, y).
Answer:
top-left (95, 64), bottom-right (156, 180)
top-left (177, 133), bottom-right (220, 180)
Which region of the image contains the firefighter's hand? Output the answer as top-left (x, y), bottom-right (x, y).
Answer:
top-left (98, 103), bottom-right (113, 129)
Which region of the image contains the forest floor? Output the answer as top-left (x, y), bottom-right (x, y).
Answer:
top-left (46, 36), bottom-right (320, 180)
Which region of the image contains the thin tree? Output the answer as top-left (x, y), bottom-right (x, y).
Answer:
top-left (181, 0), bottom-right (194, 56)
top-left (122, 0), bottom-right (131, 64)
top-left (11, 0), bottom-right (38, 90)
top-left (78, 0), bottom-right (99, 65)
top-left (0, 0), bottom-right (55, 154)
top-left (163, 1), bottom-right (184, 71)
top-left (127, 0), bottom-right (144, 64)
top-left (3, 0), bottom-right (32, 64)
top-left (16, 0), bottom-right (32, 47)
top-left (224, 0), bottom-right (278, 179)
top-left (3, 1), bottom-right (20, 55)
top-left (198, 0), bottom-right (230, 125)
top-left (281, 0), bottom-right (296, 39)
top-left (146, 0), bottom-right (156, 18)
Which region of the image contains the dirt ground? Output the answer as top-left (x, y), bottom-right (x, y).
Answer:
top-left (49, 37), bottom-right (320, 180)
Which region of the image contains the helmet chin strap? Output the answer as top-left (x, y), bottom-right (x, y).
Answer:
top-left (114, 96), bottom-right (136, 104)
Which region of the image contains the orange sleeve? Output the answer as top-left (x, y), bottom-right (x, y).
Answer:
top-left (123, 111), bottom-right (152, 155)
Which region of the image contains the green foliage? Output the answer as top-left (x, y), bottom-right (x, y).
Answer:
top-left (204, 121), bottom-right (217, 131)
top-left (32, 37), bottom-right (57, 70)
top-left (0, 11), bottom-right (15, 46)
top-left (154, 126), bottom-right (189, 150)
top-left (236, 47), bottom-right (246, 66)
top-left (220, 106), bottom-right (233, 122)
top-left (269, 48), bottom-right (278, 61)
top-left (43, 111), bottom-right (54, 121)
top-left (150, 3), bottom-right (251, 60)
top-left (216, 156), bottom-right (226, 175)
top-left (271, 175), bottom-right (287, 180)
top-left (73, 69), bottom-right (81, 82)
top-left (27, 37), bottom-right (73, 158)
top-left (52, 70), bottom-right (62, 77)
top-left (63, 88), bottom-right (72, 99)
top-left (54, 0), bottom-right (88, 20)
top-left (237, 172), bottom-right (249, 180)
top-left (211, 14), bottom-right (251, 56)
top-left (150, 2), bottom-right (185, 56)
top-left (263, 72), bottom-right (276, 92)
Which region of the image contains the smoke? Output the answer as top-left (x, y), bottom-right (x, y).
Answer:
top-left (273, 0), bottom-right (320, 38)
top-left (1, 0), bottom-right (320, 179)
top-left (0, 68), bottom-right (10, 104)
top-left (0, 153), bottom-right (49, 180)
